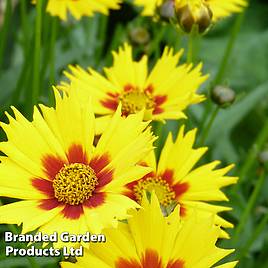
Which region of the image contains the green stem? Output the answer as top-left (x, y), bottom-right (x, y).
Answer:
top-left (149, 26), bottom-right (165, 58)
top-left (199, 106), bottom-right (220, 146)
top-left (94, 15), bottom-right (108, 64)
top-left (186, 24), bottom-right (200, 64)
top-left (12, 1), bottom-right (31, 104)
top-left (200, 13), bottom-right (245, 136)
top-left (238, 211), bottom-right (268, 260)
top-left (238, 118), bottom-right (268, 186)
top-left (187, 29), bottom-right (194, 64)
top-left (20, 0), bottom-right (29, 55)
top-left (213, 12), bottom-right (245, 86)
top-left (199, 99), bottom-right (212, 129)
top-left (0, 0), bottom-right (12, 72)
top-left (32, 0), bottom-right (43, 107)
top-left (48, 17), bottom-right (58, 104)
top-left (187, 36), bottom-right (193, 64)
top-left (232, 169), bottom-right (266, 244)
top-left (12, 50), bottom-right (30, 103)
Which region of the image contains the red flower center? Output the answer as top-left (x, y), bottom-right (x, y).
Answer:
top-left (134, 177), bottom-right (176, 206)
top-left (125, 169), bottom-right (189, 216)
top-left (119, 87), bottom-right (155, 116)
top-left (100, 84), bottom-right (167, 116)
top-left (32, 144), bottom-right (114, 219)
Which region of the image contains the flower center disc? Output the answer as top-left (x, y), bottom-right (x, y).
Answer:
top-left (53, 163), bottom-right (98, 205)
top-left (120, 89), bottom-right (154, 115)
top-left (134, 177), bottom-right (175, 206)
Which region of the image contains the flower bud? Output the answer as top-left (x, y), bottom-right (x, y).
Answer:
top-left (175, 1), bottom-right (213, 34)
top-left (158, 0), bottom-right (175, 21)
top-left (211, 85), bottom-right (236, 108)
top-left (129, 27), bottom-right (150, 46)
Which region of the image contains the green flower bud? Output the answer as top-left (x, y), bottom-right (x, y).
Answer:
top-left (211, 85), bottom-right (236, 108)
top-left (175, 1), bottom-right (213, 34)
top-left (129, 27), bottom-right (150, 46)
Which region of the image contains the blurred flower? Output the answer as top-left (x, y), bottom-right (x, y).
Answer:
top-left (61, 193), bottom-right (237, 268)
top-left (59, 43), bottom-right (208, 134)
top-left (0, 89), bottom-right (155, 248)
top-left (211, 85), bottom-right (236, 108)
top-left (134, 0), bottom-right (248, 21)
top-left (32, 0), bottom-right (122, 20)
top-left (124, 126), bottom-right (237, 238)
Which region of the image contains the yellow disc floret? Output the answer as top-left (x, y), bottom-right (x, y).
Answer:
top-left (53, 163), bottom-right (98, 205)
top-left (134, 177), bottom-right (175, 206)
top-left (120, 88), bottom-right (155, 115)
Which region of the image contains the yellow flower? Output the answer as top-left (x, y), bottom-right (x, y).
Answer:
top-left (33, 0), bottom-right (122, 20)
top-left (59, 43), bottom-right (208, 133)
top-left (61, 193), bottom-right (237, 268)
top-left (134, 0), bottom-right (248, 21)
top-left (124, 126), bottom-right (237, 238)
top-left (0, 89), bottom-right (155, 248)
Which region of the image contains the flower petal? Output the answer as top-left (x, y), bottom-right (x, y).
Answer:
top-left (0, 200), bottom-right (62, 234)
top-left (157, 128), bottom-right (207, 181)
top-left (0, 158), bottom-right (46, 199)
top-left (94, 106), bottom-right (155, 180)
top-left (40, 89), bottom-right (95, 160)
top-left (83, 193), bottom-right (140, 233)
top-left (104, 43), bottom-right (148, 89)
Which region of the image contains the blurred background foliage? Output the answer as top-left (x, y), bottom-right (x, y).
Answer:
top-left (0, 0), bottom-right (268, 267)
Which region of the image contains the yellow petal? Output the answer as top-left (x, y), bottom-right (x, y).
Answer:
top-left (39, 0), bottom-right (122, 20)
top-left (181, 162), bottom-right (237, 201)
top-left (0, 157), bottom-right (45, 199)
top-left (0, 200), bottom-right (61, 234)
top-left (157, 128), bottom-right (207, 181)
top-left (40, 88), bottom-right (95, 159)
top-left (215, 261), bottom-right (239, 268)
top-left (94, 106), bottom-right (155, 179)
top-left (0, 106), bottom-right (63, 178)
top-left (104, 43), bottom-right (148, 89)
top-left (83, 193), bottom-right (140, 233)
top-left (39, 212), bottom-right (88, 249)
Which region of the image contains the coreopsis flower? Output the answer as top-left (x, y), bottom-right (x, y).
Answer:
top-left (61, 193), bottom-right (237, 268)
top-left (59, 43), bottom-right (208, 133)
top-left (124, 126), bottom-right (238, 238)
top-left (0, 89), bottom-right (155, 248)
top-left (32, 0), bottom-right (122, 20)
top-left (134, 0), bottom-right (248, 21)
